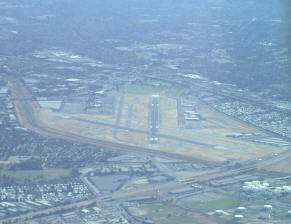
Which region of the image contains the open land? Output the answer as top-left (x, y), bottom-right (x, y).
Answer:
top-left (11, 80), bottom-right (283, 164)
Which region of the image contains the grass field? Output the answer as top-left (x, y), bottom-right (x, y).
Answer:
top-left (187, 198), bottom-right (239, 211)
top-left (141, 203), bottom-right (176, 217)
top-left (159, 216), bottom-right (197, 224)
top-left (0, 168), bottom-right (71, 180)
top-left (125, 80), bottom-right (186, 97)
top-left (140, 203), bottom-right (197, 224)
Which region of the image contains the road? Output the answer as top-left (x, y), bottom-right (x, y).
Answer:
top-left (80, 176), bottom-right (100, 195)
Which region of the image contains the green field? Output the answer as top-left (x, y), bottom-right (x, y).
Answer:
top-left (0, 168), bottom-right (71, 180)
top-left (187, 198), bottom-right (239, 211)
top-left (159, 216), bottom-right (196, 224)
top-left (272, 48), bottom-right (291, 63)
top-left (141, 203), bottom-right (176, 217)
top-left (125, 79), bottom-right (186, 97)
top-left (272, 48), bottom-right (288, 55)
top-left (140, 203), bottom-right (197, 224)
top-left (135, 51), bottom-right (156, 59)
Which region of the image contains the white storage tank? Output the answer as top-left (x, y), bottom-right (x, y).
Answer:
top-left (214, 210), bottom-right (226, 216)
top-left (242, 185), bottom-right (250, 192)
top-left (282, 186), bottom-right (291, 193)
top-left (252, 180), bottom-right (260, 186)
top-left (236, 207), bottom-right (246, 213)
top-left (244, 181), bottom-right (252, 186)
top-left (263, 204), bottom-right (272, 211)
top-left (234, 214), bottom-right (244, 221)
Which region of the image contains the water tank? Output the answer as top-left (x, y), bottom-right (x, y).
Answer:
top-left (252, 180), bottom-right (260, 186)
top-left (263, 205), bottom-right (272, 211)
top-left (236, 207), bottom-right (246, 213)
top-left (244, 181), bottom-right (252, 186)
top-left (214, 210), bottom-right (225, 216)
top-left (242, 186), bottom-right (250, 192)
top-left (234, 214), bottom-right (244, 220)
top-left (282, 186), bottom-right (291, 193)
